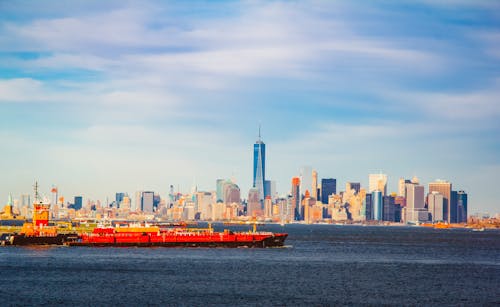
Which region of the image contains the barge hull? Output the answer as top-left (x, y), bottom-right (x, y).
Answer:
top-left (67, 234), bottom-right (287, 248)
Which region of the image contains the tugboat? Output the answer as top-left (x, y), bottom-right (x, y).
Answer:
top-left (1, 182), bottom-right (78, 246)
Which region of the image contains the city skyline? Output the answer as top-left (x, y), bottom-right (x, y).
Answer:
top-left (0, 1), bottom-right (499, 214)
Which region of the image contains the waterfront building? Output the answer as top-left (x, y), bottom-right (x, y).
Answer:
top-left (369, 173), bottom-right (388, 196)
top-left (115, 192), bottom-right (126, 208)
top-left (302, 191), bottom-right (313, 223)
top-left (398, 178), bottom-right (411, 197)
top-left (300, 166), bottom-right (312, 198)
top-left (20, 194), bottom-right (30, 209)
top-left (406, 184), bottom-right (427, 223)
top-left (364, 193), bottom-right (372, 220)
top-left (197, 191), bottom-right (214, 220)
top-left (291, 177), bottom-right (301, 220)
top-left (74, 196), bottom-right (83, 211)
top-left (223, 182), bottom-right (240, 204)
top-left (346, 182), bottom-right (361, 194)
top-left (253, 128), bottom-right (266, 202)
top-left (312, 170), bottom-right (318, 200)
top-left (141, 191), bottom-right (154, 213)
top-left (120, 196), bottom-right (131, 211)
top-left (457, 191), bottom-right (468, 223)
top-left (216, 179), bottom-right (225, 202)
top-left (428, 191), bottom-right (444, 222)
top-left (382, 195), bottom-right (395, 222)
top-left (264, 196), bottom-right (272, 219)
top-left (372, 190), bottom-right (382, 221)
top-left (321, 178), bottom-right (336, 205)
top-left (428, 180), bottom-right (452, 223)
top-left (247, 188), bottom-right (261, 217)
top-left (134, 191), bottom-right (142, 212)
top-left (264, 180), bottom-right (271, 199)
top-left (269, 180), bottom-right (277, 202)
top-left (211, 202), bottom-right (226, 221)
top-left (450, 190), bottom-right (459, 223)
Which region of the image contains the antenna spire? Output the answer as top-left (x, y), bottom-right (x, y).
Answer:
top-left (258, 124), bottom-right (262, 141)
top-left (33, 181), bottom-right (40, 202)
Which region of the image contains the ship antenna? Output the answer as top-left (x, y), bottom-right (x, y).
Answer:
top-left (34, 181), bottom-right (40, 202)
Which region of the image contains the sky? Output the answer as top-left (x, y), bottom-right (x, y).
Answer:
top-left (0, 0), bottom-right (499, 214)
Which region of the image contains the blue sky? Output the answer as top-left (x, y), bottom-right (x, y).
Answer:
top-left (0, 1), bottom-right (499, 213)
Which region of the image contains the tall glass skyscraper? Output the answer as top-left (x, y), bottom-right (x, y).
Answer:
top-left (321, 178), bottom-right (336, 204)
top-left (253, 128), bottom-right (266, 202)
top-left (372, 191), bottom-right (382, 221)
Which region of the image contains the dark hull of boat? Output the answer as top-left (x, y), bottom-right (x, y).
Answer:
top-left (2, 233), bottom-right (79, 246)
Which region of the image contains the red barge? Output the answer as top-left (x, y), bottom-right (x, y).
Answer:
top-left (66, 224), bottom-right (287, 248)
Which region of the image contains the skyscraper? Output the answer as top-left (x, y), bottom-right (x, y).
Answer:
top-left (383, 195), bottom-right (395, 222)
top-left (369, 173), bottom-right (388, 196)
top-left (346, 182), bottom-right (361, 194)
top-left (311, 170), bottom-right (318, 200)
top-left (398, 178), bottom-right (411, 197)
top-left (291, 177), bottom-right (301, 220)
top-left (428, 191), bottom-right (444, 222)
top-left (364, 193), bottom-right (372, 220)
top-left (428, 180), bottom-right (452, 223)
top-left (372, 190), bottom-right (382, 221)
top-left (300, 166), bottom-right (312, 198)
top-left (450, 190), bottom-right (458, 223)
top-left (142, 191), bottom-right (154, 213)
top-left (74, 196), bottom-right (83, 211)
top-left (216, 179), bottom-right (225, 202)
top-left (406, 184), bottom-right (427, 223)
top-left (247, 188), bottom-right (261, 217)
top-left (253, 127), bottom-right (266, 202)
top-left (457, 191), bottom-right (468, 223)
top-left (115, 192), bottom-right (126, 208)
top-left (321, 178), bottom-right (336, 204)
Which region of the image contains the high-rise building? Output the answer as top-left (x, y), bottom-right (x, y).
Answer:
top-left (383, 195), bottom-right (395, 222)
top-left (141, 191), bottom-right (154, 213)
top-left (398, 178), bottom-right (411, 197)
top-left (20, 194), bottom-right (30, 209)
top-left (346, 182), bottom-right (361, 194)
top-left (365, 193), bottom-right (373, 220)
top-left (224, 183), bottom-right (241, 204)
top-left (406, 184), bottom-right (427, 223)
top-left (372, 191), bottom-right (383, 221)
top-left (253, 128), bottom-right (266, 202)
top-left (369, 174), bottom-right (388, 196)
top-left (134, 191), bottom-right (142, 212)
top-left (196, 191), bottom-right (213, 220)
top-left (428, 180), bottom-right (452, 223)
top-left (247, 188), bottom-right (261, 217)
top-left (269, 180), bottom-right (277, 202)
top-left (291, 177), bottom-right (301, 220)
top-left (457, 191), bottom-right (468, 223)
top-left (312, 170), bottom-right (318, 200)
top-left (264, 180), bottom-right (271, 199)
top-left (300, 166), bottom-right (312, 198)
top-left (74, 196), bottom-right (83, 211)
top-left (450, 190), bottom-right (458, 223)
top-left (115, 192), bottom-right (126, 208)
top-left (216, 179), bottom-right (225, 202)
top-left (428, 191), bottom-right (444, 222)
top-left (321, 178), bottom-right (336, 204)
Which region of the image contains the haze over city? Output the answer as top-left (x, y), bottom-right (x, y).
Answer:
top-left (0, 1), bottom-right (499, 214)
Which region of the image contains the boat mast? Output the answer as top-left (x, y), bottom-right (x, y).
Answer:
top-left (33, 181), bottom-right (40, 203)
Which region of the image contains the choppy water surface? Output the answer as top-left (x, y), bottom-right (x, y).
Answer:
top-left (0, 225), bottom-right (499, 306)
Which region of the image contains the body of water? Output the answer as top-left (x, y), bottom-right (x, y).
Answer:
top-left (0, 224), bottom-right (498, 306)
